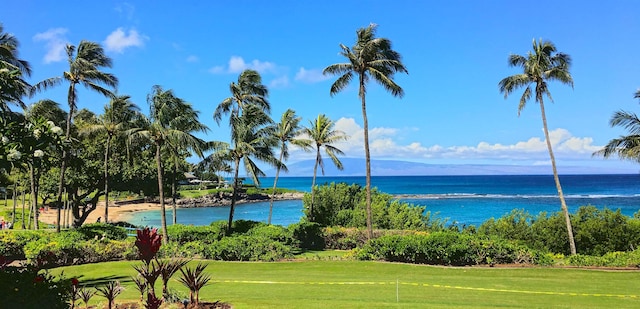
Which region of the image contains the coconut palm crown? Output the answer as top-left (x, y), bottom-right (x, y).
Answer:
top-left (595, 90), bottom-right (640, 162)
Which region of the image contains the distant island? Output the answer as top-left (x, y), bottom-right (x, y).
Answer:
top-left (264, 158), bottom-right (636, 177)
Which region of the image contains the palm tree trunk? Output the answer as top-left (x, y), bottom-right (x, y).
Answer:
top-left (268, 148), bottom-right (285, 225)
top-left (156, 144), bottom-right (168, 244)
top-left (104, 135), bottom-right (111, 223)
top-left (360, 77), bottom-right (373, 240)
top-left (21, 187), bottom-right (25, 229)
top-left (29, 165), bottom-right (38, 230)
top-left (309, 147), bottom-right (320, 222)
top-left (171, 161), bottom-right (177, 225)
top-left (227, 157), bottom-right (241, 233)
top-left (12, 182), bottom-right (17, 226)
top-left (539, 100), bottom-right (577, 255)
top-left (55, 84), bottom-right (75, 232)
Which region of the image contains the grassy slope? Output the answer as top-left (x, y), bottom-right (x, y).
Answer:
top-left (54, 260), bottom-right (640, 308)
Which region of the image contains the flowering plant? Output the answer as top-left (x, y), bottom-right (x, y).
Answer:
top-left (135, 227), bottom-right (162, 264)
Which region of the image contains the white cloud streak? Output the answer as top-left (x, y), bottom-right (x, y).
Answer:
top-left (33, 28), bottom-right (68, 63)
top-left (211, 56), bottom-right (278, 74)
top-left (294, 67), bottom-right (330, 83)
top-left (104, 28), bottom-right (147, 53)
top-left (309, 117), bottom-right (602, 163)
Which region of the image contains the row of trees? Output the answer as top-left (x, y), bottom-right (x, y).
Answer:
top-left (2, 22), bottom-right (639, 254)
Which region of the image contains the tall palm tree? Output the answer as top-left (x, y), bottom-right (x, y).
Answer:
top-left (323, 24), bottom-right (408, 239)
top-left (165, 103), bottom-right (208, 225)
top-left (219, 105), bottom-right (278, 233)
top-left (213, 69), bottom-right (270, 126)
top-left (268, 109), bottom-right (311, 224)
top-left (0, 23), bottom-right (32, 114)
top-left (81, 95), bottom-right (139, 223)
top-left (498, 39), bottom-right (576, 255)
top-left (129, 86), bottom-right (207, 243)
top-left (594, 90), bottom-right (640, 161)
top-left (39, 40), bottom-right (117, 232)
top-left (302, 114), bottom-right (347, 222)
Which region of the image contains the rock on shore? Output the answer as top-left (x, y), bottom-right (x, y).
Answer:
top-left (173, 192), bottom-right (304, 208)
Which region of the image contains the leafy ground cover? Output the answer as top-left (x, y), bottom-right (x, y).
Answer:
top-left (53, 259), bottom-right (640, 308)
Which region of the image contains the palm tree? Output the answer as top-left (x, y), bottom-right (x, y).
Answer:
top-left (0, 23), bottom-right (32, 114)
top-left (268, 109), bottom-right (311, 224)
top-left (213, 69), bottom-right (269, 126)
top-left (81, 95), bottom-right (140, 223)
top-left (129, 86), bottom-right (207, 243)
top-left (323, 23), bottom-right (408, 239)
top-left (217, 105), bottom-right (279, 233)
top-left (498, 39), bottom-right (576, 255)
top-left (302, 114), bottom-right (347, 222)
top-left (39, 40), bottom-right (117, 232)
top-left (594, 90), bottom-right (640, 161)
top-left (164, 103), bottom-right (208, 225)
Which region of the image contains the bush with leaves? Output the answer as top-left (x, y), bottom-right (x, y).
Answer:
top-left (167, 222), bottom-right (226, 244)
top-left (289, 221), bottom-right (325, 250)
top-left (356, 231), bottom-right (548, 266)
top-left (303, 182), bottom-right (434, 230)
top-left (75, 223), bottom-right (128, 240)
top-left (0, 262), bottom-right (74, 308)
top-left (0, 230), bottom-right (45, 258)
top-left (206, 235), bottom-right (292, 261)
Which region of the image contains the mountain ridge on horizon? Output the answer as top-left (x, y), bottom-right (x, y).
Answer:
top-left (262, 158), bottom-right (635, 177)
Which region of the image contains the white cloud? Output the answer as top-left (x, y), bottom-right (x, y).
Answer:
top-left (33, 28), bottom-right (68, 63)
top-left (210, 56), bottom-right (278, 74)
top-left (322, 118), bottom-right (603, 163)
top-left (270, 76), bottom-right (290, 88)
top-left (294, 67), bottom-right (330, 83)
top-left (104, 28), bottom-right (147, 53)
top-left (186, 55), bottom-right (199, 63)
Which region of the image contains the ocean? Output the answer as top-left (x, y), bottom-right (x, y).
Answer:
top-left (122, 174), bottom-right (640, 228)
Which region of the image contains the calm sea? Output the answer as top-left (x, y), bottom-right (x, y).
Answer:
top-left (122, 174), bottom-right (640, 227)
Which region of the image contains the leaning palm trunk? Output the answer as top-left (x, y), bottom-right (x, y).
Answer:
top-left (171, 163), bottom-right (177, 225)
top-left (539, 100), bottom-right (576, 255)
top-left (360, 79), bottom-right (374, 240)
top-left (104, 135), bottom-right (111, 223)
top-left (309, 147), bottom-right (321, 222)
top-left (227, 157), bottom-right (241, 233)
top-left (268, 149), bottom-right (286, 225)
top-left (155, 145), bottom-right (168, 244)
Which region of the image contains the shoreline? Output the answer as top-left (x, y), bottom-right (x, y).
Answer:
top-left (37, 192), bottom-right (304, 225)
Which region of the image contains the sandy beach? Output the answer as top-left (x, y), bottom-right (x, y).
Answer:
top-left (37, 201), bottom-right (162, 225)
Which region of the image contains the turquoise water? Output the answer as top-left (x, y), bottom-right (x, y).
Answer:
top-left (123, 174), bottom-right (640, 227)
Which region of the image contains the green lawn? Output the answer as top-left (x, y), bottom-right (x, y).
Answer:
top-left (54, 260), bottom-right (640, 308)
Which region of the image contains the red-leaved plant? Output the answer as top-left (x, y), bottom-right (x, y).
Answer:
top-left (135, 228), bottom-right (162, 264)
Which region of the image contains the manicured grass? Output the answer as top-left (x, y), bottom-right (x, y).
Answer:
top-left (53, 260), bottom-right (640, 308)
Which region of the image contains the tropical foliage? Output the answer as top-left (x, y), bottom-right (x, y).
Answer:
top-left (595, 90), bottom-right (640, 162)
top-left (498, 39), bottom-right (576, 255)
top-left (302, 114), bottom-right (347, 221)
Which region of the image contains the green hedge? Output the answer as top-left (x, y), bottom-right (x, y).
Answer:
top-left (356, 231), bottom-right (552, 266)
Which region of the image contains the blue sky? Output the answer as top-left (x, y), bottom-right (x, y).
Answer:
top-left (3, 0), bottom-right (640, 174)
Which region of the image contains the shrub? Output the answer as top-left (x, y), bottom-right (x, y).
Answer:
top-left (289, 221), bottom-right (325, 250)
top-left (23, 231), bottom-right (86, 267)
top-left (356, 232), bottom-right (548, 266)
top-left (75, 223), bottom-right (128, 240)
top-left (247, 224), bottom-right (295, 245)
top-left (158, 241), bottom-right (207, 259)
top-left (206, 235), bottom-right (292, 261)
top-left (167, 223), bottom-right (225, 244)
top-left (303, 182), bottom-right (431, 230)
top-left (0, 264), bottom-right (74, 308)
top-left (0, 230), bottom-right (45, 258)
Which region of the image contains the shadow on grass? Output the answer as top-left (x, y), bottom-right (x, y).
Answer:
top-left (78, 274), bottom-right (132, 287)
